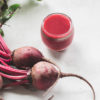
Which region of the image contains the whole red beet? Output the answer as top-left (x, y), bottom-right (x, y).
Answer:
top-left (31, 61), bottom-right (95, 100)
top-left (12, 46), bottom-right (43, 68)
top-left (0, 35), bottom-right (44, 69)
top-left (31, 61), bottom-right (58, 90)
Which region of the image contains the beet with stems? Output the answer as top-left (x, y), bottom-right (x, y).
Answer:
top-left (0, 35), bottom-right (44, 69)
top-left (0, 61), bottom-right (95, 100)
top-left (12, 46), bottom-right (43, 68)
top-left (0, 35), bottom-right (95, 100)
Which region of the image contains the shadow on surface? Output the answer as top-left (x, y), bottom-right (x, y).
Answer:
top-left (47, 48), bottom-right (67, 60)
top-left (2, 86), bottom-right (45, 99)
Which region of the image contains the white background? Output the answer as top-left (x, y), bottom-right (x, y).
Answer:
top-left (1, 0), bottom-right (100, 100)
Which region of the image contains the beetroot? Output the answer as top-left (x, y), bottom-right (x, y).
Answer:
top-left (0, 61), bottom-right (95, 100)
top-left (12, 46), bottom-right (43, 68)
top-left (0, 76), bottom-right (3, 89)
top-left (0, 35), bottom-right (44, 69)
top-left (31, 61), bottom-right (95, 100)
top-left (31, 61), bottom-right (58, 90)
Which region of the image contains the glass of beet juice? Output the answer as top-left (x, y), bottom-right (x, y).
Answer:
top-left (41, 13), bottom-right (74, 51)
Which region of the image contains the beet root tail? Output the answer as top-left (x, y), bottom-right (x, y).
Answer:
top-left (60, 72), bottom-right (95, 100)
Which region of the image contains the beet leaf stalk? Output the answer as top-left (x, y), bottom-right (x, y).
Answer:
top-left (0, 34), bottom-right (12, 63)
top-left (0, 3), bottom-right (20, 63)
top-left (0, 60), bottom-right (29, 80)
top-left (0, 34), bottom-right (44, 67)
top-left (0, 59), bottom-right (29, 75)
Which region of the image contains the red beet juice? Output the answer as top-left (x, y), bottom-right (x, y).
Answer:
top-left (41, 13), bottom-right (74, 51)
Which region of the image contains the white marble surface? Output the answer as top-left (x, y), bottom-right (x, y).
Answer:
top-left (1, 0), bottom-right (100, 100)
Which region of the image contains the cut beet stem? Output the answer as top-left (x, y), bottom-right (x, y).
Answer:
top-left (0, 72), bottom-right (27, 80)
top-left (0, 35), bottom-right (11, 54)
top-left (0, 64), bottom-right (28, 75)
top-left (0, 59), bottom-right (11, 67)
top-left (0, 50), bottom-right (10, 58)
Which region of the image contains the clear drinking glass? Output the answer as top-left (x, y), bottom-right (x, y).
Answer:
top-left (41, 13), bottom-right (74, 51)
